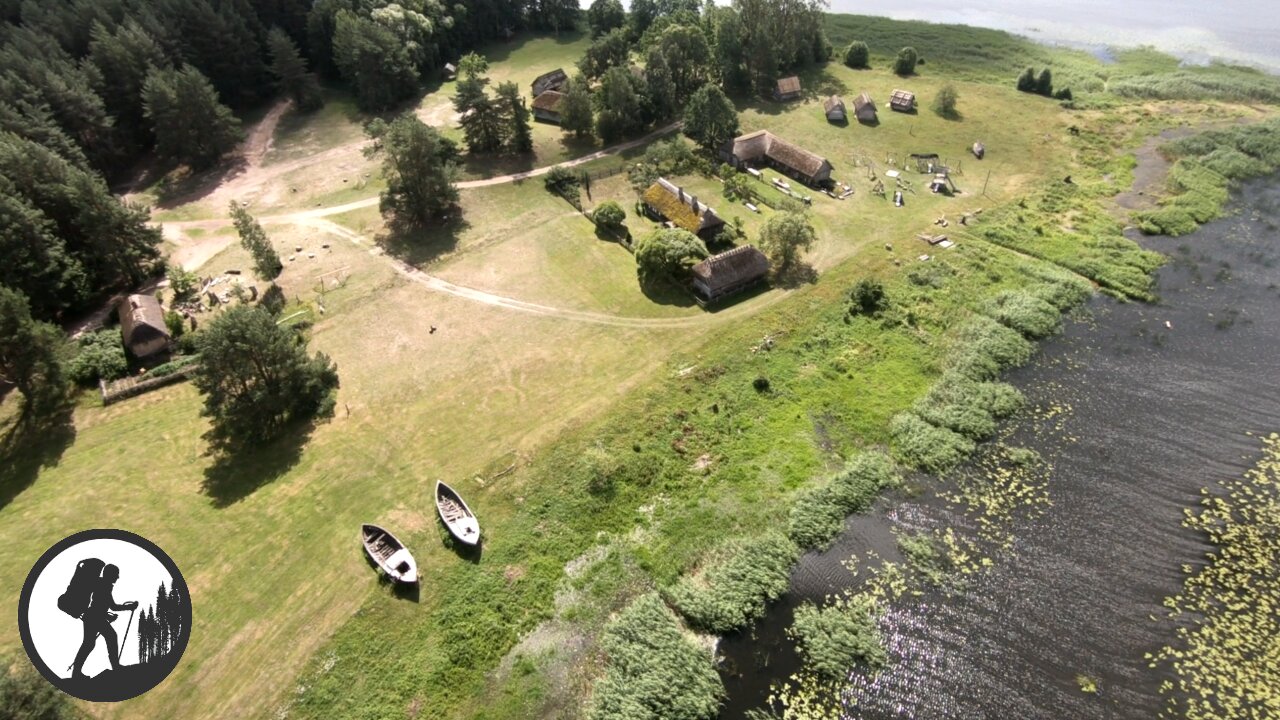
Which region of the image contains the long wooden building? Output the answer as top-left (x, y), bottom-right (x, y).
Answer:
top-left (690, 246), bottom-right (770, 305)
top-left (642, 178), bottom-right (725, 238)
top-left (720, 130), bottom-right (834, 187)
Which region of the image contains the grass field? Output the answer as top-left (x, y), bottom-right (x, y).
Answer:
top-left (2, 13), bottom-right (1275, 720)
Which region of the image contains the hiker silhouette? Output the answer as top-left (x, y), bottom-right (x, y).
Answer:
top-left (68, 563), bottom-right (138, 679)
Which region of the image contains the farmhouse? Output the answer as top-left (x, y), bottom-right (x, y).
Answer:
top-left (690, 246), bottom-right (770, 304)
top-left (721, 130), bottom-right (834, 186)
top-left (774, 75), bottom-right (802, 101)
top-left (531, 68), bottom-right (568, 97)
top-left (823, 95), bottom-right (846, 122)
top-left (118, 294), bottom-right (170, 358)
top-left (889, 89), bottom-right (916, 112)
top-left (531, 90), bottom-right (565, 123)
top-left (853, 92), bottom-right (877, 123)
top-left (642, 178), bottom-right (726, 238)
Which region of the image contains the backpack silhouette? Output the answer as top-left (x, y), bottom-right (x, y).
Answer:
top-left (58, 558), bottom-right (105, 619)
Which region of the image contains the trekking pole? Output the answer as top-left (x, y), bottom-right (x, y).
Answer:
top-left (121, 607), bottom-right (136, 655)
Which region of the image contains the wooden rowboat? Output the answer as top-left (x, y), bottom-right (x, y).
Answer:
top-left (435, 481), bottom-right (481, 546)
top-left (361, 524), bottom-right (418, 583)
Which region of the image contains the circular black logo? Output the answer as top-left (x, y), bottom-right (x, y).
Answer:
top-left (17, 529), bottom-right (191, 702)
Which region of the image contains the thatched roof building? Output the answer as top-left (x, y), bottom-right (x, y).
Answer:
top-left (853, 92), bottom-right (877, 123)
top-left (889, 89), bottom-right (915, 112)
top-left (642, 178), bottom-right (725, 238)
top-left (774, 75), bottom-right (802, 101)
top-left (691, 246), bottom-right (770, 304)
top-left (118, 294), bottom-right (170, 358)
top-left (531, 90), bottom-right (565, 123)
top-left (823, 96), bottom-right (846, 122)
top-left (720, 130), bottom-right (833, 186)
top-left (532, 68), bottom-right (568, 97)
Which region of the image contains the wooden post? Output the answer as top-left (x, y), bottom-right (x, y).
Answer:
top-left (982, 170), bottom-right (992, 197)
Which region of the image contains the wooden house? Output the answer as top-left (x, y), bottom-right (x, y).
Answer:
top-left (823, 96), bottom-right (846, 123)
top-left (853, 92), bottom-right (877, 123)
top-left (531, 90), bottom-right (565, 124)
top-left (774, 76), bottom-right (802, 102)
top-left (889, 89), bottom-right (916, 113)
top-left (690, 246), bottom-right (770, 304)
top-left (642, 178), bottom-right (725, 239)
top-left (531, 68), bottom-right (568, 97)
top-left (118, 294), bottom-right (170, 358)
top-left (720, 130), bottom-right (833, 187)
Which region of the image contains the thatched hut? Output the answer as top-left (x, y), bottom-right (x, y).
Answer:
top-left (823, 96), bottom-right (846, 122)
top-left (531, 90), bottom-right (565, 124)
top-left (853, 93), bottom-right (877, 123)
top-left (774, 76), bottom-right (802, 102)
top-left (531, 68), bottom-right (568, 97)
top-left (118, 294), bottom-right (170, 358)
top-left (690, 246), bottom-right (770, 304)
top-left (889, 89), bottom-right (916, 113)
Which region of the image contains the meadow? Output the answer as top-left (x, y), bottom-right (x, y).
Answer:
top-left (1, 14), bottom-right (1274, 720)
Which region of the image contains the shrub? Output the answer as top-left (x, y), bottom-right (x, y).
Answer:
top-left (145, 355), bottom-right (199, 379)
top-left (983, 290), bottom-right (1061, 339)
top-left (842, 40), bottom-right (869, 69)
top-left (1054, 87), bottom-right (1073, 101)
top-left (593, 200), bottom-right (626, 232)
top-left (259, 283), bottom-right (287, 316)
top-left (166, 265), bottom-right (200, 301)
top-left (932, 83), bottom-right (959, 118)
top-left (0, 655), bottom-right (85, 719)
top-left (67, 329), bottom-right (128, 385)
top-left (849, 278), bottom-right (887, 316)
top-left (948, 315), bottom-right (1037, 380)
top-left (788, 453), bottom-right (897, 549)
top-left (665, 533), bottom-right (799, 633)
top-left (911, 373), bottom-right (1023, 441)
top-left (1016, 67), bottom-right (1036, 93)
top-left (893, 46), bottom-right (918, 76)
top-left (165, 310), bottom-right (186, 339)
top-left (752, 376), bottom-right (770, 392)
top-left (890, 411), bottom-right (975, 473)
top-left (581, 445), bottom-right (622, 495)
top-left (587, 594), bottom-right (724, 720)
top-left (790, 594), bottom-right (885, 680)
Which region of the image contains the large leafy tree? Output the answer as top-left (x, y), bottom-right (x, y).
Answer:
top-left (267, 27), bottom-right (322, 112)
top-left (843, 40), bottom-right (870, 69)
top-left (193, 306), bottom-right (339, 452)
top-left (578, 28), bottom-right (631, 81)
top-left (560, 75), bottom-right (595, 139)
top-left (634, 228), bottom-right (707, 286)
top-left (364, 113), bottom-right (460, 227)
top-left (331, 10), bottom-right (419, 112)
top-left (642, 49), bottom-right (677, 124)
top-left (682, 83), bottom-right (738, 151)
top-left (0, 286), bottom-right (66, 413)
top-left (758, 209), bottom-right (816, 273)
top-left (143, 64), bottom-right (243, 169)
top-left (657, 24), bottom-right (713, 100)
top-left (495, 81), bottom-right (533, 154)
top-left (711, 7), bottom-right (748, 94)
top-left (587, 0), bottom-right (626, 37)
top-left (595, 66), bottom-right (646, 143)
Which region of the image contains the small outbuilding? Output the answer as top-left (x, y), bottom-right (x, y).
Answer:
top-left (443, 62), bottom-right (458, 80)
top-left (823, 96), bottom-right (846, 123)
top-left (690, 246), bottom-right (770, 305)
top-left (118, 294), bottom-right (170, 358)
top-left (853, 92), bottom-right (877, 123)
top-left (889, 89), bottom-right (916, 113)
top-left (531, 90), bottom-right (565, 124)
top-left (531, 68), bottom-right (569, 97)
top-left (774, 76), bottom-right (802, 102)
top-left (642, 178), bottom-right (725, 239)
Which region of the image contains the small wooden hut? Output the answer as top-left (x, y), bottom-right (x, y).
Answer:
top-left (889, 89), bottom-right (916, 113)
top-left (823, 96), bottom-right (846, 122)
top-left (531, 68), bottom-right (568, 97)
top-left (118, 294), bottom-right (170, 358)
top-left (443, 63), bottom-right (457, 80)
top-left (853, 92), bottom-right (877, 123)
top-left (531, 90), bottom-right (565, 124)
top-left (774, 76), bottom-right (802, 102)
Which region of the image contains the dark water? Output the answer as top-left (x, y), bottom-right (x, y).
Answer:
top-left (719, 175), bottom-right (1280, 719)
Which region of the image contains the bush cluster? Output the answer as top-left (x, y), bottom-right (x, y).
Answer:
top-left (665, 533), bottom-right (798, 633)
top-left (983, 290), bottom-right (1062, 339)
top-left (789, 594), bottom-right (885, 680)
top-left (910, 373), bottom-right (1023, 441)
top-left (946, 315), bottom-right (1036, 381)
top-left (67, 328), bottom-right (128, 385)
top-left (587, 594), bottom-right (724, 720)
top-left (889, 411), bottom-right (975, 474)
top-left (787, 453), bottom-right (898, 549)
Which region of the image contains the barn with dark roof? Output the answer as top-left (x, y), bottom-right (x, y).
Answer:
top-left (720, 130), bottom-right (834, 187)
top-left (690, 246), bottom-right (770, 304)
top-left (774, 76), bottom-right (802, 102)
top-left (531, 90), bottom-right (565, 123)
top-left (118, 294), bottom-right (170, 358)
top-left (531, 69), bottom-right (569, 97)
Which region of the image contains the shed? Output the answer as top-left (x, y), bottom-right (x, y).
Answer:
top-left (118, 294), bottom-right (170, 358)
top-left (532, 69), bottom-right (569, 97)
top-left (720, 130), bottom-right (833, 187)
top-left (823, 96), bottom-right (846, 122)
top-left (774, 76), bottom-right (802, 102)
top-left (642, 178), bottom-right (725, 238)
top-left (691, 246), bottom-right (770, 304)
top-left (853, 92), bottom-right (877, 123)
top-left (531, 90), bottom-right (566, 124)
top-left (889, 89), bottom-right (916, 113)
top-left (443, 62), bottom-right (457, 80)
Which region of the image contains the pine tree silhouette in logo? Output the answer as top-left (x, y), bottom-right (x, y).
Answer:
top-left (137, 581), bottom-right (186, 664)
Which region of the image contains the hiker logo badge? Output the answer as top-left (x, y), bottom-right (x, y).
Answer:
top-left (17, 528), bottom-right (191, 702)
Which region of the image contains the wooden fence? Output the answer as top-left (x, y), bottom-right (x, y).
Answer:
top-left (100, 364), bottom-right (199, 406)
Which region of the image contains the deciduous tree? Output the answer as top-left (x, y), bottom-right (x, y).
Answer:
top-left (193, 306), bottom-right (339, 452)
top-left (587, 0), bottom-right (626, 37)
top-left (595, 66), bottom-right (645, 143)
top-left (843, 40), bottom-right (869, 69)
top-left (634, 228), bottom-right (707, 286)
top-left (578, 28), bottom-right (631, 81)
top-left (0, 286), bottom-right (66, 412)
top-left (682, 83), bottom-right (739, 151)
top-left (758, 209), bottom-right (816, 273)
